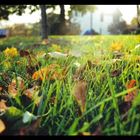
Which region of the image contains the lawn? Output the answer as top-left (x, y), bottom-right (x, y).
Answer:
top-left (0, 35), bottom-right (140, 135)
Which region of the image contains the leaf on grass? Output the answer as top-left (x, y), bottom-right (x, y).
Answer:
top-left (72, 80), bottom-right (87, 114)
top-left (73, 61), bottom-right (97, 81)
top-left (0, 119), bottom-right (6, 133)
top-left (0, 99), bottom-right (8, 113)
top-left (41, 39), bottom-right (49, 45)
top-left (23, 86), bottom-right (41, 105)
top-left (22, 111), bottom-right (37, 124)
top-left (20, 50), bottom-right (30, 57)
top-left (26, 65), bottom-right (37, 76)
top-left (19, 118), bottom-right (41, 135)
top-left (110, 42), bottom-right (123, 52)
top-left (8, 77), bottom-right (25, 97)
top-left (79, 125), bottom-right (102, 136)
top-left (5, 106), bottom-right (23, 121)
top-left (32, 64), bottom-right (64, 81)
top-left (111, 69), bottom-right (121, 77)
top-left (92, 125), bottom-right (102, 136)
top-left (124, 80), bottom-right (138, 102)
top-left (0, 86), bottom-right (3, 91)
top-left (36, 51), bottom-right (46, 59)
top-left (79, 132), bottom-right (91, 136)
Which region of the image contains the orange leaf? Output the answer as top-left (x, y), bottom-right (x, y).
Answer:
top-left (24, 86), bottom-right (38, 99)
top-left (124, 80), bottom-right (137, 102)
top-left (32, 64), bottom-right (63, 81)
top-left (0, 119), bottom-right (6, 133)
top-left (126, 80), bottom-right (136, 90)
top-left (72, 80), bottom-right (87, 113)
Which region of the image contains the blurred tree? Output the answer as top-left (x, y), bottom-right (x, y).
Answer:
top-left (0, 5), bottom-right (55, 39)
top-left (69, 5), bottom-right (96, 16)
top-left (108, 9), bottom-right (128, 34)
top-left (131, 17), bottom-right (138, 26)
top-left (108, 20), bottom-right (128, 34)
top-left (0, 5), bottom-right (28, 20)
top-left (6, 24), bottom-right (30, 36)
top-left (0, 5), bottom-right (96, 36)
top-left (137, 5), bottom-right (140, 28)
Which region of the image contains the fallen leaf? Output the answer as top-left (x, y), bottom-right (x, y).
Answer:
top-left (0, 86), bottom-right (3, 91)
top-left (23, 86), bottom-right (41, 105)
top-left (124, 80), bottom-right (138, 102)
top-left (79, 132), bottom-right (91, 136)
top-left (110, 42), bottom-right (123, 52)
top-left (0, 119), bottom-right (6, 133)
top-left (8, 77), bottom-right (24, 97)
top-left (48, 52), bottom-right (68, 58)
top-left (20, 50), bottom-right (30, 57)
top-left (22, 111), bottom-right (37, 124)
top-left (111, 69), bottom-right (121, 77)
top-left (73, 61), bottom-right (97, 81)
top-left (126, 80), bottom-right (136, 90)
top-left (19, 118), bottom-right (41, 135)
top-left (41, 39), bottom-right (49, 45)
top-left (32, 64), bottom-right (64, 81)
top-left (0, 99), bottom-right (8, 113)
top-left (72, 80), bottom-right (87, 114)
top-left (92, 125), bottom-right (102, 136)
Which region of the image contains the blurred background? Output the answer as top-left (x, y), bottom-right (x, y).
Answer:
top-left (0, 5), bottom-right (140, 38)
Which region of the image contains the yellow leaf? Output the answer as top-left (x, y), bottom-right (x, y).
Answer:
top-left (32, 64), bottom-right (63, 81)
top-left (110, 42), bottom-right (123, 52)
top-left (0, 119), bottom-right (6, 133)
top-left (3, 47), bottom-right (18, 57)
top-left (80, 132), bottom-right (91, 136)
top-left (41, 39), bottom-right (49, 45)
top-left (0, 99), bottom-right (8, 112)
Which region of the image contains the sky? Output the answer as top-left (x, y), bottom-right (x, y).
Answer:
top-left (0, 5), bottom-right (137, 27)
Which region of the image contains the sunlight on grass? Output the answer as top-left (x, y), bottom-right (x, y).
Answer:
top-left (0, 35), bottom-right (140, 135)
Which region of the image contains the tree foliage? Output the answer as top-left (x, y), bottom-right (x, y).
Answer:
top-left (69, 5), bottom-right (96, 16)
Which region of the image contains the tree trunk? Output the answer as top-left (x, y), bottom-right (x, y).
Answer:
top-left (40, 5), bottom-right (48, 39)
top-left (137, 5), bottom-right (140, 28)
top-left (59, 5), bottom-right (65, 24)
top-left (59, 5), bottom-right (66, 34)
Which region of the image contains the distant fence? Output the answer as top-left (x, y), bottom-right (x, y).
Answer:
top-left (0, 29), bottom-right (9, 38)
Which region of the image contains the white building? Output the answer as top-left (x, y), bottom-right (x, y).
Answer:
top-left (71, 8), bottom-right (123, 35)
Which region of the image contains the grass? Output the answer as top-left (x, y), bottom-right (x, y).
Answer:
top-left (0, 35), bottom-right (140, 135)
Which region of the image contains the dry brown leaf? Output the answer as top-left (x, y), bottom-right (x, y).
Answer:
top-left (0, 86), bottom-right (3, 91)
top-left (0, 119), bottom-right (6, 133)
top-left (92, 125), bottom-right (102, 136)
top-left (8, 77), bottom-right (24, 97)
top-left (24, 86), bottom-right (38, 99)
top-left (111, 69), bottom-right (121, 77)
top-left (20, 50), bottom-right (30, 57)
top-left (19, 118), bottom-right (41, 135)
top-left (73, 80), bottom-right (87, 113)
top-left (23, 86), bottom-right (41, 105)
